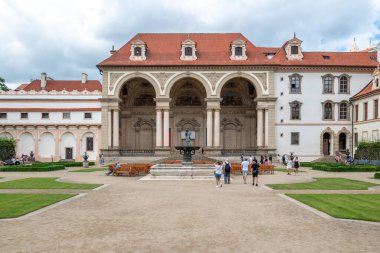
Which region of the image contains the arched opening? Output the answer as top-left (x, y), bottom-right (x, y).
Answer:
top-left (39, 132), bottom-right (55, 158)
top-left (339, 133), bottom-right (347, 152)
top-left (220, 77), bottom-right (257, 150)
top-left (19, 132), bottom-right (34, 157)
top-left (61, 132), bottom-right (76, 160)
top-left (119, 77), bottom-right (156, 150)
top-left (170, 78), bottom-right (207, 150)
top-left (323, 133), bottom-right (331, 155)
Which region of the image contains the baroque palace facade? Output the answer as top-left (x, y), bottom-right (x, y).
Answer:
top-left (1, 33), bottom-right (379, 161)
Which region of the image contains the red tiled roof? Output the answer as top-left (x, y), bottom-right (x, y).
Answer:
top-left (18, 80), bottom-right (102, 92)
top-left (97, 33), bottom-right (379, 68)
top-left (353, 80), bottom-right (375, 99)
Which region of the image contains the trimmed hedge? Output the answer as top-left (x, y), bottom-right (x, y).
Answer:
top-left (375, 172), bottom-right (380, 179)
top-left (0, 165), bottom-right (65, 172)
top-left (311, 164), bottom-right (380, 172)
top-left (0, 162), bottom-right (95, 172)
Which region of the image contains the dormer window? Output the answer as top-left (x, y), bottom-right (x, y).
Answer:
top-left (130, 39), bottom-right (147, 61)
top-left (185, 47), bottom-right (193, 56)
top-left (285, 33), bottom-right (303, 61)
top-left (134, 47), bottom-right (142, 56)
top-left (291, 46), bottom-right (298, 55)
top-left (371, 67), bottom-right (380, 90)
top-left (235, 47), bottom-right (243, 56)
top-left (180, 38), bottom-right (197, 61)
top-left (230, 39), bottom-right (247, 60)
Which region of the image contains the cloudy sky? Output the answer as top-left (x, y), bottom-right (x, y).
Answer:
top-left (1, 0), bottom-right (380, 89)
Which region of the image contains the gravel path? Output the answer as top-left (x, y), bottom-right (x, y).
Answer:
top-left (0, 168), bottom-right (379, 253)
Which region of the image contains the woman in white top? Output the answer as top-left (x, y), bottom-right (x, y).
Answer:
top-left (214, 161), bottom-right (223, 187)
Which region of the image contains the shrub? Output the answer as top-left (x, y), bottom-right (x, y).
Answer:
top-left (0, 137), bottom-right (16, 161)
top-left (312, 164), bottom-right (380, 172)
top-left (0, 162), bottom-right (94, 172)
top-left (375, 172), bottom-right (380, 179)
top-left (0, 165), bottom-right (65, 172)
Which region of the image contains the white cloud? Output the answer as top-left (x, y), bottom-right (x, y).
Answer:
top-left (1, 0), bottom-right (379, 89)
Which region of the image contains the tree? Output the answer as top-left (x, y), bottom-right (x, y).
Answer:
top-left (0, 137), bottom-right (16, 160)
top-left (0, 77), bottom-right (10, 91)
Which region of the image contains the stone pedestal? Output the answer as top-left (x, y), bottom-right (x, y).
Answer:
top-left (83, 161), bottom-right (89, 168)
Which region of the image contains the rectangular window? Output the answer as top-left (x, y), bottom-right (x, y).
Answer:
top-left (86, 137), bottom-right (94, 151)
top-left (84, 112), bottom-right (92, 119)
top-left (362, 131), bottom-right (368, 141)
top-left (374, 99), bottom-right (378, 119)
top-left (290, 76), bottom-right (301, 93)
top-left (364, 102), bottom-right (368, 121)
top-left (41, 112), bottom-right (49, 119)
top-left (0, 113), bottom-right (7, 119)
top-left (20, 112), bottom-right (28, 119)
top-left (323, 77), bottom-right (333, 93)
top-left (291, 132), bottom-right (299, 145)
top-left (354, 133), bottom-right (358, 147)
top-left (290, 103), bottom-right (300, 120)
top-left (355, 105), bottom-right (359, 122)
top-left (63, 112), bottom-right (70, 119)
top-left (373, 130), bottom-right (379, 141)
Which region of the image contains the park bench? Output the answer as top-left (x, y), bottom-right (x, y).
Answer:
top-left (259, 164), bottom-right (274, 174)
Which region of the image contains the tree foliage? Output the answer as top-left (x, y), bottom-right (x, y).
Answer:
top-left (0, 77), bottom-right (10, 91)
top-left (0, 137), bottom-right (16, 161)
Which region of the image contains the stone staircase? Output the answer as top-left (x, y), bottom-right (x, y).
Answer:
top-left (311, 156), bottom-right (336, 163)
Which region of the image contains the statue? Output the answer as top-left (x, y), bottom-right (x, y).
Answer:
top-left (83, 152), bottom-right (89, 161)
top-left (185, 129), bottom-right (191, 142)
top-left (30, 151), bottom-right (34, 158)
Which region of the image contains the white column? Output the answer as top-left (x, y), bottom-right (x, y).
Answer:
top-left (213, 109), bottom-right (220, 147)
top-left (257, 109), bottom-right (263, 147)
top-left (264, 109), bottom-right (269, 147)
top-left (113, 109), bottom-right (119, 147)
top-left (108, 110), bottom-right (112, 147)
top-left (163, 109), bottom-right (170, 147)
top-left (156, 109), bottom-right (162, 147)
top-left (207, 109), bottom-right (213, 147)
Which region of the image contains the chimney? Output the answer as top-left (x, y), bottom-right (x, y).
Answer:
top-left (377, 42), bottom-right (380, 63)
top-left (81, 73), bottom-right (88, 84)
top-left (110, 45), bottom-right (116, 55)
top-left (41, 72), bottom-right (47, 90)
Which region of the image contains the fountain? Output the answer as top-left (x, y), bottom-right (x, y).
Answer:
top-left (148, 129), bottom-right (214, 179)
top-left (175, 129), bottom-right (200, 165)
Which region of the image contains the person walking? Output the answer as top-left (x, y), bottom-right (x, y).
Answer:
top-left (294, 157), bottom-right (300, 175)
top-left (241, 158), bottom-right (250, 184)
top-left (240, 154), bottom-right (244, 162)
top-left (223, 159), bottom-right (231, 184)
top-left (286, 158), bottom-right (293, 175)
top-left (251, 159), bottom-right (259, 187)
top-left (99, 153), bottom-right (105, 165)
top-left (214, 161), bottom-right (223, 187)
top-left (277, 154), bottom-right (281, 164)
top-left (269, 155), bottom-right (273, 164)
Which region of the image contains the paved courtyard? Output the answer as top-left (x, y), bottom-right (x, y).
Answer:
top-left (0, 168), bottom-right (379, 253)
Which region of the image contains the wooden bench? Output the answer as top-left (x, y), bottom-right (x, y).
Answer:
top-left (109, 163), bottom-right (152, 177)
top-left (259, 164), bottom-right (274, 174)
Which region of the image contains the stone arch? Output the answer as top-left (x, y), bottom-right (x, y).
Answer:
top-left (60, 132), bottom-right (76, 159)
top-left (39, 132), bottom-right (55, 158)
top-left (0, 132), bottom-right (13, 139)
top-left (164, 72), bottom-right (212, 98)
top-left (18, 132), bottom-right (35, 156)
top-left (335, 127), bottom-right (351, 153)
top-left (320, 127), bottom-right (334, 156)
top-left (113, 72), bottom-right (160, 97)
top-left (216, 72), bottom-right (264, 98)
top-left (81, 131), bottom-right (97, 160)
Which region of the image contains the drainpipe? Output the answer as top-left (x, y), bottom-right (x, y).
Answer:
top-left (349, 98), bottom-right (354, 157)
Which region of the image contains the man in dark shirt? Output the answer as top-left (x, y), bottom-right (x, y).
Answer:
top-left (251, 160), bottom-right (259, 187)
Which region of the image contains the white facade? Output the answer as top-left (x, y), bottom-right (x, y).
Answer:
top-left (0, 89), bottom-right (102, 162)
top-left (275, 72), bottom-right (373, 160)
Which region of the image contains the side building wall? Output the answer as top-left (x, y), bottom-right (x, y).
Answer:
top-left (275, 70), bottom-right (373, 161)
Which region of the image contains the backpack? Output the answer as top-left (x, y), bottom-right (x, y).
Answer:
top-left (224, 163), bottom-right (231, 172)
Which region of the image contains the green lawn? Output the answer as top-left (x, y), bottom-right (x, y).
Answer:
top-left (0, 178), bottom-right (101, 189)
top-left (287, 194), bottom-right (380, 222)
top-left (0, 193), bottom-right (75, 219)
top-left (274, 168), bottom-right (304, 173)
top-left (268, 178), bottom-right (378, 190)
top-left (70, 168), bottom-right (106, 172)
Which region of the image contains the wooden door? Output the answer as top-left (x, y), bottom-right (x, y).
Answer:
top-left (65, 147), bottom-right (73, 159)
